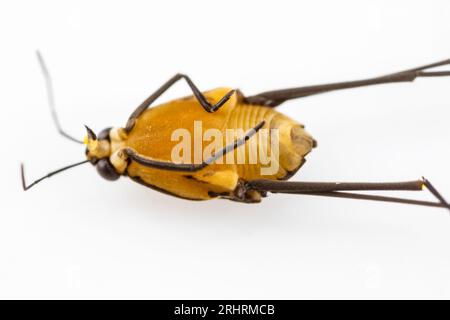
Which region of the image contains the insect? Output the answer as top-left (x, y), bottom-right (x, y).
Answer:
top-left (21, 52), bottom-right (450, 211)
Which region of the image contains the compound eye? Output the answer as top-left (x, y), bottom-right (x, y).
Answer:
top-left (96, 158), bottom-right (120, 181)
top-left (97, 127), bottom-right (112, 141)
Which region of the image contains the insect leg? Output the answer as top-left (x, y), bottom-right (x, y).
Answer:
top-left (126, 74), bottom-right (235, 132)
top-left (246, 178), bottom-right (450, 211)
top-left (245, 58), bottom-right (450, 107)
top-left (289, 192), bottom-right (445, 209)
top-left (123, 121), bottom-right (265, 172)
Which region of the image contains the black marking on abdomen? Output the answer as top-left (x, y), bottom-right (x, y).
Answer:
top-left (129, 175), bottom-right (205, 201)
top-left (208, 191), bottom-right (231, 198)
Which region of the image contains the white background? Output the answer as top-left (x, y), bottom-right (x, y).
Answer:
top-left (1, 0), bottom-right (450, 299)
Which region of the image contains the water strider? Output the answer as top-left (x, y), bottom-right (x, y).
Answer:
top-left (21, 52), bottom-right (450, 211)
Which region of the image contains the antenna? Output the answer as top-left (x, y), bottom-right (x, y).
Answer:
top-left (36, 50), bottom-right (83, 144)
top-left (21, 160), bottom-right (89, 191)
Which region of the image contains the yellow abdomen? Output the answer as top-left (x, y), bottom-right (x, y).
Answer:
top-left (227, 103), bottom-right (315, 181)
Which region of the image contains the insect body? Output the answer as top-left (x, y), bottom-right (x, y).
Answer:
top-left (22, 53), bottom-right (450, 211)
top-left (86, 88), bottom-right (315, 202)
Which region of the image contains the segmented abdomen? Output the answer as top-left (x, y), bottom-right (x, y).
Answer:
top-left (226, 103), bottom-right (316, 181)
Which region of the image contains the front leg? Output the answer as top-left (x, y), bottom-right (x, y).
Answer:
top-left (122, 121), bottom-right (265, 172)
top-left (126, 73), bottom-right (235, 132)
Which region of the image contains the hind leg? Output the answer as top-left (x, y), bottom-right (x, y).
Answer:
top-left (245, 59), bottom-right (450, 107)
top-left (239, 178), bottom-right (450, 210)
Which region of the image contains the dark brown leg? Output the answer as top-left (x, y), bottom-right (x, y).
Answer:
top-left (126, 74), bottom-right (235, 132)
top-left (247, 179), bottom-right (425, 192)
top-left (292, 192), bottom-right (445, 209)
top-left (245, 178), bottom-right (450, 211)
top-left (245, 59), bottom-right (450, 107)
top-left (123, 121), bottom-right (265, 172)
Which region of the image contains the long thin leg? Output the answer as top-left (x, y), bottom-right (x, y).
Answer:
top-left (36, 51), bottom-right (83, 144)
top-left (245, 58), bottom-right (450, 107)
top-left (293, 192), bottom-right (446, 209)
top-left (247, 179), bottom-right (425, 192)
top-left (126, 74), bottom-right (235, 132)
top-left (123, 121), bottom-right (265, 172)
top-left (246, 178), bottom-right (450, 211)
